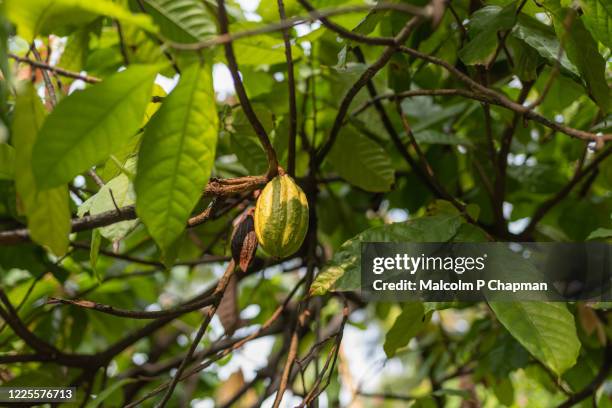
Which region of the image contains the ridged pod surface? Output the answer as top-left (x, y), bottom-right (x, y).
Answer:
top-left (254, 174), bottom-right (309, 258)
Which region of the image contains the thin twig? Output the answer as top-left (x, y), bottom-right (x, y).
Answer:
top-left (30, 45), bottom-right (57, 107)
top-left (521, 144), bottom-right (612, 238)
top-left (278, 0), bottom-right (298, 176)
top-left (167, 3), bottom-right (429, 51)
top-left (217, 0), bottom-right (278, 178)
top-left (156, 261), bottom-right (236, 407)
top-left (9, 53), bottom-right (101, 83)
top-left (315, 17), bottom-right (422, 165)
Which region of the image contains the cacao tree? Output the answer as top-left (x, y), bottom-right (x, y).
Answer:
top-left (0, 0), bottom-right (610, 406)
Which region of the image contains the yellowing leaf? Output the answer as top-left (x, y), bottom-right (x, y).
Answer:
top-left (13, 85), bottom-right (70, 255)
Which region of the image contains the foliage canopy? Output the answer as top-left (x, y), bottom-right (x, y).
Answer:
top-left (0, 0), bottom-right (610, 406)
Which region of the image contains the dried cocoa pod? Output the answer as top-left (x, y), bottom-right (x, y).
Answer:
top-left (231, 210), bottom-right (258, 272)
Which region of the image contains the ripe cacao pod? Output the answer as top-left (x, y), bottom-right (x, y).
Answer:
top-left (254, 174), bottom-right (309, 258)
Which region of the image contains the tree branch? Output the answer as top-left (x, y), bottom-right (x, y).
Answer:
top-left (556, 345), bottom-right (611, 408)
top-left (157, 260), bottom-right (236, 407)
top-left (0, 175), bottom-right (266, 245)
top-left (9, 53), bottom-right (101, 84)
top-left (167, 3), bottom-right (429, 51)
top-left (397, 46), bottom-right (611, 144)
top-left (521, 144), bottom-right (612, 238)
top-left (315, 16), bottom-right (422, 165)
top-left (217, 0), bottom-right (278, 178)
top-left (278, 0), bottom-right (298, 177)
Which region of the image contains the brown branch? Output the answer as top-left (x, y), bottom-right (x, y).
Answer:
top-left (352, 88), bottom-right (487, 116)
top-left (299, 302), bottom-right (349, 406)
top-left (0, 175), bottom-right (266, 245)
top-left (494, 81), bottom-right (533, 231)
top-left (557, 345), bottom-right (611, 408)
top-left (9, 53), bottom-right (101, 84)
top-left (30, 45), bottom-right (57, 107)
top-left (278, 0), bottom-right (298, 177)
top-left (157, 260), bottom-right (236, 407)
top-left (46, 293), bottom-right (216, 320)
top-left (297, 0), bottom-right (395, 46)
top-left (124, 276), bottom-right (306, 407)
top-left (315, 16), bottom-right (422, 165)
top-left (393, 46), bottom-right (611, 143)
top-left (351, 47), bottom-right (440, 197)
top-left (0, 290), bottom-right (62, 356)
top-left (167, 3), bottom-right (429, 51)
top-left (272, 325), bottom-right (301, 408)
top-left (113, 20), bottom-right (130, 66)
top-left (521, 144), bottom-right (612, 238)
top-left (217, 0), bottom-right (278, 178)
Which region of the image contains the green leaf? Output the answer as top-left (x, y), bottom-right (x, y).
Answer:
top-left (228, 27), bottom-right (304, 66)
top-left (543, 2), bottom-right (610, 111)
top-left (135, 63), bottom-right (218, 253)
top-left (489, 302), bottom-right (581, 376)
top-left (0, 143), bottom-right (15, 180)
top-left (508, 36), bottom-right (542, 82)
top-left (6, 0), bottom-right (156, 42)
top-left (580, 0), bottom-right (612, 48)
top-left (58, 28), bottom-right (90, 83)
top-left (511, 15), bottom-right (578, 75)
top-left (310, 214), bottom-right (464, 295)
top-left (327, 127), bottom-right (394, 192)
top-left (384, 302), bottom-right (426, 357)
top-left (78, 169), bottom-right (138, 241)
top-left (230, 133), bottom-right (267, 175)
top-left (492, 378), bottom-right (515, 406)
top-left (459, 5), bottom-right (516, 65)
top-left (229, 105), bottom-right (274, 175)
top-left (587, 228), bottom-right (612, 240)
top-left (560, 14), bottom-right (610, 112)
top-left (13, 85), bottom-right (70, 256)
top-left (85, 378), bottom-right (136, 408)
top-left (32, 64), bottom-right (161, 189)
top-left (137, 0), bottom-right (216, 44)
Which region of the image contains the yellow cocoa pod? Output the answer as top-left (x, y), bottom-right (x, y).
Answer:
top-left (254, 174), bottom-right (309, 258)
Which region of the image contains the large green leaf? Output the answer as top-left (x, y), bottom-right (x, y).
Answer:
top-left (135, 63), bottom-right (218, 253)
top-left (383, 302), bottom-right (427, 357)
top-left (511, 15), bottom-right (578, 75)
top-left (327, 127), bottom-right (394, 192)
top-left (310, 214), bottom-right (464, 295)
top-left (13, 85), bottom-right (70, 256)
top-left (32, 64), bottom-right (161, 189)
top-left (489, 302), bottom-right (581, 376)
top-left (138, 0), bottom-right (215, 44)
top-left (543, 1), bottom-right (610, 111)
top-left (558, 13), bottom-right (610, 112)
top-left (459, 5), bottom-right (516, 65)
top-left (0, 143), bottom-right (15, 180)
top-left (580, 0), bottom-right (612, 48)
top-left (5, 0), bottom-right (155, 42)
